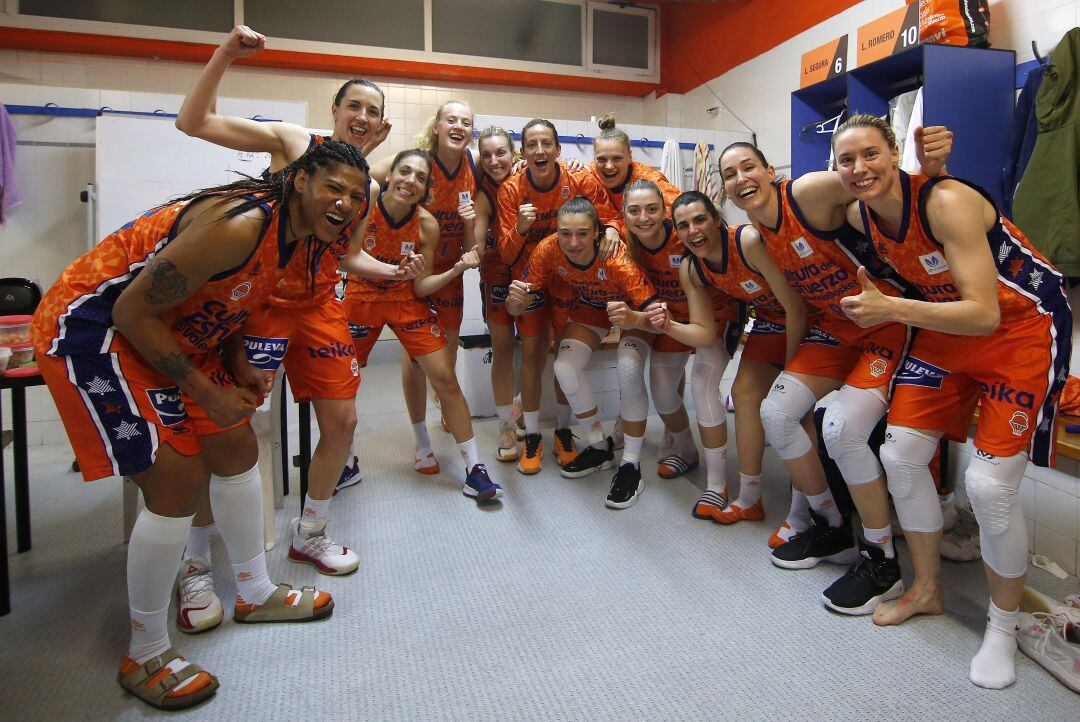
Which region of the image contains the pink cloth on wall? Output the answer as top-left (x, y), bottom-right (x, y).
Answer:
top-left (0, 104), bottom-right (21, 224)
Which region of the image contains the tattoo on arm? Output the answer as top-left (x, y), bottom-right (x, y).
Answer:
top-left (154, 352), bottom-right (196, 383)
top-left (143, 258), bottom-right (190, 305)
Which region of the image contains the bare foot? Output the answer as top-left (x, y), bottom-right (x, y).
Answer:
top-left (873, 586), bottom-right (945, 626)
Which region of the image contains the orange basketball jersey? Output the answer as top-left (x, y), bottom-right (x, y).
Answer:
top-left (522, 234), bottom-right (659, 313)
top-left (423, 149), bottom-right (479, 273)
top-left (343, 195), bottom-right (422, 303)
top-left (759, 180), bottom-right (905, 321)
top-left (32, 194), bottom-right (296, 358)
top-left (689, 224), bottom-right (786, 325)
top-left (591, 160), bottom-right (682, 211)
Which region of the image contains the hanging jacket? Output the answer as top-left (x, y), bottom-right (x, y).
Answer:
top-left (1002, 62), bottom-right (1046, 218)
top-left (1013, 27), bottom-right (1080, 276)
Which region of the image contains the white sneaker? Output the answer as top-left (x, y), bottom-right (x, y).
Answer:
top-left (941, 502), bottom-right (981, 562)
top-left (287, 517), bottom-right (359, 576)
top-left (496, 421), bottom-right (520, 462)
top-left (1018, 611), bottom-right (1080, 693)
top-left (176, 555), bottom-right (223, 634)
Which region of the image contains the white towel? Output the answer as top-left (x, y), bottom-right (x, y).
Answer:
top-left (900, 87), bottom-right (924, 173)
top-left (660, 139), bottom-right (683, 191)
top-left (693, 141), bottom-right (720, 204)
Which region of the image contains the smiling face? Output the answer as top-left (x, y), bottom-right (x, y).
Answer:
top-left (435, 102), bottom-right (473, 156)
top-left (623, 187), bottom-right (664, 243)
top-left (719, 145), bottom-right (775, 213)
top-left (331, 84), bottom-right (383, 149)
top-left (557, 211), bottom-right (599, 265)
top-left (479, 134), bottom-right (514, 183)
top-left (294, 162), bottom-right (370, 243)
top-left (672, 199), bottom-right (721, 258)
top-left (522, 124), bottom-right (561, 181)
top-left (593, 138), bottom-right (632, 190)
top-left (384, 153), bottom-right (431, 207)
top-left (832, 125), bottom-right (899, 202)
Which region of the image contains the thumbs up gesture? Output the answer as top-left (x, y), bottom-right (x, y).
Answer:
top-left (839, 266), bottom-right (895, 328)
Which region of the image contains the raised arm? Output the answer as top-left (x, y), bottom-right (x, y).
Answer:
top-left (175, 26), bottom-right (311, 168)
top-left (111, 201), bottom-right (265, 426)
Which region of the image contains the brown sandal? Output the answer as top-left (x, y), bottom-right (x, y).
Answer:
top-left (233, 583), bottom-right (334, 624)
top-left (117, 648), bottom-right (219, 711)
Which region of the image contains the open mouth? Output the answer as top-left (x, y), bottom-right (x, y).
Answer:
top-left (737, 186), bottom-right (759, 201)
top-left (348, 123), bottom-right (368, 140)
top-left (448, 130), bottom-right (466, 144)
top-left (325, 210), bottom-right (346, 227)
top-left (533, 158), bottom-right (549, 170)
top-left (853, 178), bottom-right (877, 189)
top-left (686, 234), bottom-right (707, 253)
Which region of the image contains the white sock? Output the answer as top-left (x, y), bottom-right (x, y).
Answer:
top-left (184, 522), bottom-right (215, 561)
top-left (786, 490), bottom-right (811, 532)
top-left (704, 445), bottom-right (727, 494)
top-left (807, 489), bottom-right (843, 528)
top-left (412, 421), bottom-right (431, 454)
top-left (523, 410), bottom-right (540, 435)
top-left (496, 404), bottom-right (513, 424)
top-left (736, 473), bottom-right (762, 508)
top-left (585, 417), bottom-right (604, 447)
top-left (556, 403), bottom-right (573, 430)
top-left (970, 600), bottom-right (1020, 689)
top-left (622, 434), bottom-right (644, 466)
top-left (299, 494), bottom-right (331, 535)
top-left (209, 464), bottom-right (276, 605)
top-left (862, 524), bottom-right (896, 559)
top-left (458, 436), bottom-right (480, 469)
top-left (672, 427), bottom-right (696, 457)
top-left (127, 509), bottom-right (193, 662)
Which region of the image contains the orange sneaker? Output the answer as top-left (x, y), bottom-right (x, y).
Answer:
top-left (517, 432), bottom-right (543, 475)
top-left (712, 500), bottom-right (765, 525)
top-left (553, 427), bottom-right (578, 467)
top-left (691, 490), bottom-right (728, 520)
top-left (233, 583), bottom-right (334, 623)
top-left (769, 521), bottom-right (798, 549)
top-left (118, 649), bottom-right (218, 710)
top-left (415, 451), bottom-right (440, 475)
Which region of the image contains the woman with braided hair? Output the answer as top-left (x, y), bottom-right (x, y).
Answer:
top-left (29, 140), bottom-right (373, 710)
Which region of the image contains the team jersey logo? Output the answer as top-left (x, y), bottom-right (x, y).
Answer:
top-left (458, 191), bottom-right (472, 204)
top-left (400, 241), bottom-right (416, 256)
top-left (348, 322), bottom-right (370, 339)
top-left (804, 327), bottom-right (841, 347)
top-left (244, 335), bottom-right (289, 370)
top-left (751, 319), bottom-right (784, 335)
top-left (597, 268), bottom-right (607, 280)
top-left (85, 376), bottom-right (117, 396)
top-left (791, 237), bottom-right (813, 259)
top-left (669, 255), bottom-right (683, 268)
top-left (895, 356), bottom-right (949, 388)
top-left (919, 251), bottom-right (949, 275)
top-left (431, 325), bottom-right (441, 337)
top-left (230, 281), bottom-right (252, 301)
top-left (1029, 269), bottom-right (1044, 290)
top-left (426, 191), bottom-right (435, 206)
top-left (740, 279), bottom-right (762, 294)
top-left (1009, 410), bottom-right (1029, 436)
top-left (869, 359), bottom-right (888, 378)
top-left (146, 386), bottom-right (187, 427)
top-left (557, 266), bottom-right (567, 277)
top-left (364, 236), bottom-right (376, 251)
top-left (561, 185), bottom-right (570, 199)
top-left (350, 358), bottom-right (360, 376)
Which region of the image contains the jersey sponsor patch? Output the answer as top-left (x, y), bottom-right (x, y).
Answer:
top-left (400, 241), bottom-right (416, 256)
top-left (791, 237), bottom-right (813, 259)
top-left (803, 326), bottom-right (841, 347)
top-left (740, 279), bottom-right (763, 294)
top-left (146, 386), bottom-right (187, 427)
top-left (669, 254), bottom-right (683, 268)
top-left (244, 335), bottom-right (289, 370)
top-left (895, 356), bottom-right (949, 388)
top-left (750, 319), bottom-right (785, 335)
top-left (458, 191), bottom-right (471, 204)
top-left (348, 321), bottom-right (370, 339)
top-left (598, 268), bottom-right (607, 280)
top-left (919, 251), bottom-right (949, 275)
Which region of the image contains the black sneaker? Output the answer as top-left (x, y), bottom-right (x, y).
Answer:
top-left (333, 455), bottom-right (362, 495)
top-left (822, 545), bottom-right (904, 615)
top-left (771, 513), bottom-right (859, 570)
top-left (560, 437), bottom-right (615, 478)
top-left (605, 463), bottom-right (643, 509)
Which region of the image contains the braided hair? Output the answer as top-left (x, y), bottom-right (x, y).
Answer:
top-left (172, 139), bottom-right (370, 293)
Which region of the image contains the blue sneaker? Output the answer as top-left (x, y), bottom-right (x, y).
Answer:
top-left (333, 455), bottom-right (362, 496)
top-left (463, 463), bottom-right (503, 502)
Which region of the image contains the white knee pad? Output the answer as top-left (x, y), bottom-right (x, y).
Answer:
top-left (759, 373), bottom-right (816, 460)
top-left (966, 450), bottom-right (1029, 578)
top-left (690, 340), bottom-right (731, 428)
top-left (881, 425), bottom-right (943, 533)
top-left (617, 337), bottom-right (651, 423)
top-left (649, 350), bottom-right (689, 416)
top-left (553, 338), bottom-right (595, 416)
top-left (821, 385), bottom-right (888, 486)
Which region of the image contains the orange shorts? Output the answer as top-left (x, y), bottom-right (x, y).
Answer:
top-left (481, 281), bottom-right (513, 327)
top-left (429, 276), bottom-right (464, 330)
top-left (38, 350), bottom-right (246, 482)
top-left (888, 312), bottom-right (1069, 466)
top-left (785, 318), bottom-right (910, 391)
top-left (549, 290), bottom-right (574, 340)
top-left (345, 296), bottom-right (446, 366)
top-left (740, 318), bottom-right (787, 366)
top-left (243, 300), bottom-right (360, 402)
top-left (567, 300), bottom-right (612, 335)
